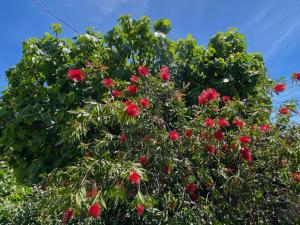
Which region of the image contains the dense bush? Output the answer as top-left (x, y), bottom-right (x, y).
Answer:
top-left (0, 160), bottom-right (32, 223)
top-left (0, 16), bottom-right (299, 224)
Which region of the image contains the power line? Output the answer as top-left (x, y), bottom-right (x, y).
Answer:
top-left (31, 0), bottom-right (79, 34)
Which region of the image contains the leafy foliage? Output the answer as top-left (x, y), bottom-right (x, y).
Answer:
top-left (0, 160), bottom-right (32, 224)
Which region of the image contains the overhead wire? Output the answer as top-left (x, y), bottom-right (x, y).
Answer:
top-left (31, 0), bottom-right (79, 34)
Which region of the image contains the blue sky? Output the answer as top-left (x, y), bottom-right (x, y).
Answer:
top-left (0, 0), bottom-right (299, 119)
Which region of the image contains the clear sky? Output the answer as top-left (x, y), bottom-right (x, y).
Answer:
top-left (0, 0), bottom-right (299, 120)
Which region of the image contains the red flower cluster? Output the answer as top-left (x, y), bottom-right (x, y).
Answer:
top-left (222, 96), bottom-right (230, 102)
top-left (67, 69), bottom-right (85, 81)
top-left (127, 85), bottom-right (138, 94)
top-left (291, 172), bottom-right (300, 183)
top-left (130, 75), bottom-right (140, 83)
top-left (274, 83), bottom-right (286, 93)
top-left (129, 171), bottom-right (141, 185)
top-left (214, 129), bottom-right (224, 141)
top-left (259, 124), bottom-right (271, 132)
top-left (125, 103), bottom-right (140, 117)
top-left (119, 134), bottom-right (127, 143)
top-left (169, 131), bottom-right (180, 141)
top-left (218, 118), bottom-right (229, 127)
top-left (206, 144), bottom-right (217, 154)
top-left (88, 202), bottom-right (101, 218)
top-left (186, 183), bottom-right (198, 201)
top-left (233, 118), bottom-right (245, 128)
top-left (139, 98), bottom-right (150, 108)
top-left (279, 107), bottom-right (289, 114)
top-left (123, 99), bottom-right (132, 105)
top-left (139, 155), bottom-right (148, 165)
top-left (63, 208), bottom-right (74, 223)
top-left (184, 129), bottom-right (193, 138)
top-left (239, 136), bottom-right (251, 144)
top-left (160, 66), bottom-right (170, 81)
top-left (204, 118), bottom-right (215, 127)
top-left (102, 78), bottom-right (115, 88)
top-left (136, 204), bottom-right (145, 216)
top-left (198, 88), bottom-right (219, 105)
top-left (138, 66), bottom-right (149, 77)
top-left (112, 89), bottom-right (123, 97)
top-left (240, 147), bottom-right (252, 161)
top-left (185, 183), bottom-right (197, 194)
top-left (292, 72), bottom-right (300, 81)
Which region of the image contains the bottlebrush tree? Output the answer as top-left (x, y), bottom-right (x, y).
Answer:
top-left (0, 16), bottom-right (299, 224)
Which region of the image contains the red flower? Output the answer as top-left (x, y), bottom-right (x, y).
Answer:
top-left (204, 88), bottom-right (219, 101)
top-left (214, 129), bottom-right (224, 141)
top-left (125, 103), bottom-right (140, 117)
top-left (221, 143), bottom-right (229, 151)
top-left (222, 96), bottom-right (230, 102)
top-left (198, 88), bottom-right (219, 105)
top-left (138, 66), bottom-right (149, 77)
top-left (130, 75), bottom-right (140, 83)
top-left (240, 147), bottom-right (252, 161)
top-left (184, 129), bottom-right (193, 138)
top-left (119, 134), bottom-right (127, 143)
top-left (291, 172), bottom-right (300, 183)
top-left (169, 131), bottom-right (180, 141)
top-left (163, 165), bottom-right (172, 174)
top-left (204, 118), bottom-right (215, 127)
top-left (279, 107), bottom-right (289, 114)
top-left (102, 78), bottom-right (115, 87)
top-left (67, 69), bottom-right (85, 81)
top-left (239, 136), bottom-right (251, 144)
top-left (129, 171), bottom-right (141, 185)
top-left (232, 119), bottom-right (245, 128)
top-left (259, 124), bottom-right (271, 132)
top-left (139, 98), bottom-right (150, 108)
top-left (127, 85), bottom-right (138, 94)
top-left (123, 99), bottom-right (132, 105)
top-left (190, 193), bottom-right (199, 201)
top-left (88, 202), bottom-right (101, 218)
top-left (206, 144), bottom-right (217, 154)
top-left (63, 208), bottom-right (74, 223)
top-left (160, 66), bottom-right (170, 81)
top-left (274, 83), bottom-right (286, 93)
top-left (136, 204), bottom-right (145, 216)
top-left (218, 118), bottom-right (230, 127)
top-left (112, 89), bottom-right (123, 97)
top-left (198, 95), bottom-right (208, 105)
top-left (138, 155), bottom-right (148, 165)
top-left (292, 73), bottom-right (300, 81)
top-left (186, 183), bottom-right (197, 194)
